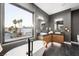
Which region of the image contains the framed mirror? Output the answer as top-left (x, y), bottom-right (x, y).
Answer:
top-left (54, 18), bottom-right (64, 33)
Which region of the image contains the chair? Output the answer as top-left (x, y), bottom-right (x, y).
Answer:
top-left (0, 43), bottom-right (3, 52)
top-left (71, 35), bottom-right (79, 45)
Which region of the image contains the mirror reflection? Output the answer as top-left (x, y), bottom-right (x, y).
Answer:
top-left (54, 18), bottom-right (64, 33)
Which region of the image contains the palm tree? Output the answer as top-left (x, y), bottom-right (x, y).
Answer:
top-left (8, 26), bottom-right (14, 32)
top-left (13, 19), bottom-right (17, 28)
top-left (20, 19), bottom-right (22, 28)
top-left (17, 19), bottom-right (22, 27)
top-left (17, 19), bottom-right (23, 36)
top-left (13, 19), bottom-right (18, 37)
top-left (20, 19), bottom-right (22, 22)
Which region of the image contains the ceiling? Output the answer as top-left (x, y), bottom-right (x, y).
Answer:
top-left (34, 3), bottom-right (79, 15)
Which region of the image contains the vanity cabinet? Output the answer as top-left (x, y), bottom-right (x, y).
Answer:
top-left (43, 34), bottom-right (64, 47)
top-left (43, 34), bottom-right (52, 47)
top-left (52, 34), bottom-right (64, 43)
top-left (43, 35), bottom-right (52, 43)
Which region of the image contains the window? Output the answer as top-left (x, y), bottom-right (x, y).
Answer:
top-left (4, 4), bottom-right (33, 42)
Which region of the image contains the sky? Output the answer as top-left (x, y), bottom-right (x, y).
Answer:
top-left (5, 3), bottom-right (33, 28)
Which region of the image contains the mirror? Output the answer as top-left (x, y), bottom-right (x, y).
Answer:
top-left (40, 21), bottom-right (46, 32)
top-left (37, 16), bottom-right (46, 33)
top-left (54, 18), bottom-right (64, 32)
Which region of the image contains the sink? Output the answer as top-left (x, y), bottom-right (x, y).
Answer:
top-left (40, 32), bottom-right (47, 36)
top-left (55, 32), bottom-right (61, 34)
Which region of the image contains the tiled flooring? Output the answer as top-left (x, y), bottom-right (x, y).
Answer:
top-left (43, 43), bottom-right (79, 56)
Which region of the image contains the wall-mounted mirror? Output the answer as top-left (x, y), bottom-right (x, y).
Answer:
top-left (37, 16), bottom-right (46, 32)
top-left (40, 21), bottom-right (46, 32)
top-left (54, 18), bottom-right (64, 32)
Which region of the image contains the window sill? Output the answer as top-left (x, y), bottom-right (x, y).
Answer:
top-left (3, 36), bottom-right (32, 46)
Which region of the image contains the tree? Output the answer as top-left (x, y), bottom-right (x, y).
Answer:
top-left (17, 19), bottom-right (23, 36)
top-left (13, 19), bottom-right (18, 37)
top-left (12, 19), bottom-right (23, 37)
top-left (13, 19), bottom-right (17, 28)
top-left (19, 19), bottom-right (22, 23)
top-left (8, 26), bottom-right (14, 32)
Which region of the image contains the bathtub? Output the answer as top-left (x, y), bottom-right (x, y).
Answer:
top-left (4, 40), bottom-right (45, 56)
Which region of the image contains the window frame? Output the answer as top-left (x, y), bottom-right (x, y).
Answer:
top-left (3, 3), bottom-right (34, 44)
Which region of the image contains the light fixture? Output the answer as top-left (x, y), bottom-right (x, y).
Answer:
top-left (41, 21), bottom-right (46, 25)
top-left (64, 27), bottom-right (70, 32)
top-left (38, 16), bottom-right (44, 21)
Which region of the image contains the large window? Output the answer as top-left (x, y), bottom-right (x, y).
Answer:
top-left (4, 4), bottom-right (33, 42)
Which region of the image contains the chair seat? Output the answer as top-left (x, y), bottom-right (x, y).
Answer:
top-left (71, 41), bottom-right (79, 45)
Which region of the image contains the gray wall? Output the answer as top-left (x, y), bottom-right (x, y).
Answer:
top-left (0, 4), bottom-right (1, 43)
top-left (0, 4), bottom-right (4, 43)
top-left (49, 9), bottom-right (71, 42)
top-left (0, 3), bottom-right (49, 55)
top-left (71, 9), bottom-right (79, 42)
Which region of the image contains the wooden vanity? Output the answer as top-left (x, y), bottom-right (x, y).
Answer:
top-left (52, 34), bottom-right (64, 43)
top-left (42, 34), bottom-right (64, 47)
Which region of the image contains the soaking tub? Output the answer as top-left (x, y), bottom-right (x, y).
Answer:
top-left (4, 40), bottom-right (45, 56)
